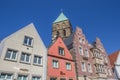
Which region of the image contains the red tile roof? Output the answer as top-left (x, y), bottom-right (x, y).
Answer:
top-left (109, 50), bottom-right (120, 68)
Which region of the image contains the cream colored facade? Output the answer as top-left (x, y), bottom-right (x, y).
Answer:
top-left (0, 23), bottom-right (47, 80)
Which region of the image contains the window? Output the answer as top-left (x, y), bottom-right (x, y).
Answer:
top-left (59, 47), bottom-right (64, 55)
top-left (60, 78), bottom-right (66, 80)
top-left (17, 75), bottom-right (28, 80)
top-left (79, 38), bottom-right (82, 43)
top-left (5, 49), bottom-right (17, 60)
top-left (20, 52), bottom-right (31, 63)
top-left (63, 29), bottom-right (66, 36)
top-left (81, 62), bottom-right (86, 71)
top-left (104, 56), bottom-right (108, 63)
top-left (94, 50), bottom-right (100, 58)
top-left (85, 49), bottom-right (89, 57)
top-left (56, 31), bottom-right (59, 38)
top-left (82, 39), bottom-right (85, 44)
top-left (52, 60), bottom-right (59, 68)
top-left (34, 56), bottom-right (42, 65)
top-left (32, 76), bottom-right (41, 80)
top-left (79, 47), bottom-right (83, 55)
top-left (88, 64), bottom-right (92, 72)
top-left (23, 36), bottom-right (33, 46)
top-left (66, 63), bottom-right (71, 70)
top-left (50, 78), bottom-right (57, 80)
top-left (0, 73), bottom-right (13, 80)
top-left (108, 69), bottom-right (112, 76)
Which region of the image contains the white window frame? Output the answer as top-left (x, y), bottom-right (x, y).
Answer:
top-left (81, 62), bottom-right (86, 72)
top-left (85, 49), bottom-right (89, 57)
top-left (23, 36), bottom-right (33, 46)
top-left (32, 76), bottom-right (41, 80)
top-left (17, 75), bottom-right (28, 80)
top-left (50, 77), bottom-right (57, 80)
top-left (108, 69), bottom-right (112, 76)
top-left (79, 38), bottom-right (82, 43)
top-left (79, 47), bottom-right (83, 55)
top-left (5, 49), bottom-right (18, 61)
top-left (82, 39), bottom-right (85, 44)
top-left (88, 63), bottom-right (92, 72)
top-left (20, 52), bottom-right (31, 63)
top-left (66, 63), bottom-right (71, 70)
top-left (52, 60), bottom-right (59, 68)
top-left (59, 47), bottom-right (64, 56)
top-left (33, 55), bottom-right (42, 65)
top-left (0, 73), bottom-right (13, 80)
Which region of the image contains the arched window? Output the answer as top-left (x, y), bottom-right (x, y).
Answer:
top-left (63, 29), bottom-right (66, 36)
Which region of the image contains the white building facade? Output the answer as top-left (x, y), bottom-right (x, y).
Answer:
top-left (0, 23), bottom-right (47, 80)
top-left (115, 51), bottom-right (120, 79)
top-left (109, 50), bottom-right (120, 80)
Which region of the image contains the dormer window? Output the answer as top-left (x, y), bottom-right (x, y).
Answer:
top-left (23, 36), bottom-right (33, 47)
top-left (59, 47), bottom-right (64, 56)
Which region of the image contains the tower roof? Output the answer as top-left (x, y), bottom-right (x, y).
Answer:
top-left (53, 12), bottom-right (68, 23)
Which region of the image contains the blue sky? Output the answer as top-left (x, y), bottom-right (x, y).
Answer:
top-left (0, 0), bottom-right (120, 54)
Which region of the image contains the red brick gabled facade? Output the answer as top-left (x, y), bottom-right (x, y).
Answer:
top-left (64, 27), bottom-right (114, 80)
top-left (64, 27), bottom-right (96, 80)
top-left (47, 37), bottom-right (76, 80)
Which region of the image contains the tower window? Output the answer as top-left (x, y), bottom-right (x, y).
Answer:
top-left (56, 31), bottom-right (59, 38)
top-left (63, 29), bottom-right (66, 36)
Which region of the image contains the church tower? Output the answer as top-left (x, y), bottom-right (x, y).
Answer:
top-left (52, 12), bottom-right (72, 43)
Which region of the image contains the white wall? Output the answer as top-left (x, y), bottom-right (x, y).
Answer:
top-left (0, 23), bottom-right (47, 80)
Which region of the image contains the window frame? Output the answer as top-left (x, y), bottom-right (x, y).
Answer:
top-left (50, 77), bottom-right (57, 80)
top-left (79, 47), bottom-right (83, 55)
top-left (23, 36), bottom-right (33, 47)
top-left (88, 63), bottom-right (92, 72)
top-left (52, 60), bottom-right (59, 68)
top-left (0, 72), bottom-right (13, 80)
top-left (17, 74), bottom-right (28, 80)
top-left (84, 49), bottom-right (89, 57)
top-left (66, 63), bottom-right (71, 70)
top-left (58, 47), bottom-right (65, 56)
top-left (5, 49), bottom-right (18, 61)
top-left (81, 62), bottom-right (86, 72)
top-left (20, 52), bottom-right (31, 64)
top-left (32, 76), bottom-right (42, 80)
top-left (33, 55), bottom-right (43, 66)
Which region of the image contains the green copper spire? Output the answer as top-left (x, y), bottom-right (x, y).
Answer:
top-left (53, 12), bottom-right (68, 23)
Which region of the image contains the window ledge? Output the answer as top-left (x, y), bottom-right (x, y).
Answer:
top-left (53, 67), bottom-right (59, 69)
top-left (20, 61), bottom-right (31, 65)
top-left (66, 69), bottom-right (72, 71)
top-left (4, 58), bottom-right (17, 62)
top-left (23, 44), bottom-right (33, 48)
top-left (33, 63), bottom-right (43, 67)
